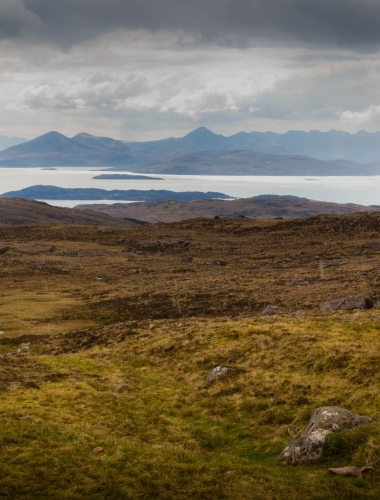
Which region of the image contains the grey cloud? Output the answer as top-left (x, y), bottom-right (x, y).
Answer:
top-left (13, 0), bottom-right (380, 50)
top-left (0, 0), bottom-right (41, 39)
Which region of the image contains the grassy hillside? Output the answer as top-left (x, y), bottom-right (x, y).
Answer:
top-left (1, 215), bottom-right (380, 498)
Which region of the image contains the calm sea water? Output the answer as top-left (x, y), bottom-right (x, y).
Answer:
top-left (0, 167), bottom-right (380, 207)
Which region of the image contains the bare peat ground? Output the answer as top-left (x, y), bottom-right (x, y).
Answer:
top-left (1, 213), bottom-right (380, 498)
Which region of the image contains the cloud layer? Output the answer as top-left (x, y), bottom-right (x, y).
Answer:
top-left (12, 0), bottom-right (380, 50)
top-left (1, 1), bottom-right (380, 139)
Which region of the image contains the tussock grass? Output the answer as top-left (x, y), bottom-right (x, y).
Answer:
top-left (1, 317), bottom-right (380, 499)
top-left (2, 217), bottom-right (380, 498)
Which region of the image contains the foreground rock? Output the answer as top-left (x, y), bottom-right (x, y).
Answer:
top-left (278, 406), bottom-right (372, 465)
top-left (329, 466), bottom-right (374, 477)
top-left (262, 305), bottom-right (289, 316)
top-left (328, 466), bottom-right (362, 477)
top-left (320, 295), bottom-right (373, 312)
top-left (206, 366), bottom-right (233, 383)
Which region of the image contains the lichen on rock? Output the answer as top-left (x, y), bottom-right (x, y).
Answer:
top-left (278, 406), bottom-right (372, 465)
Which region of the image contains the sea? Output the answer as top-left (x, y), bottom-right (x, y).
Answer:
top-left (1, 167), bottom-right (380, 208)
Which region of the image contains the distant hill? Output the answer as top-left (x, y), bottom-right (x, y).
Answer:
top-left (76, 196), bottom-right (380, 223)
top-left (125, 127), bottom-right (380, 164)
top-left (0, 131), bottom-right (136, 167)
top-left (0, 135), bottom-right (27, 151)
top-left (133, 149), bottom-right (379, 176)
top-left (0, 198), bottom-right (145, 227)
top-left (0, 185), bottom-right (232, 202)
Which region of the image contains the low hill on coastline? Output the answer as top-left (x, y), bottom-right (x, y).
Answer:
top-left (76, 195), bottom-right (380, 223)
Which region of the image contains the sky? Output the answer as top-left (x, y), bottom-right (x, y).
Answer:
top-left (1, 0), bottom-right (380, 141)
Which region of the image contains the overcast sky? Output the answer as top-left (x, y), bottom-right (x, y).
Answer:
top-left (1, 0), bottom-right (380, 140)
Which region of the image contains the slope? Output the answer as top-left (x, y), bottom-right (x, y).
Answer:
top-left (0, 198), bottom-right (144, 227)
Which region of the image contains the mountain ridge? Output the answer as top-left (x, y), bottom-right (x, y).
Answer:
top-left (2, 127), bottom-right (380, 171)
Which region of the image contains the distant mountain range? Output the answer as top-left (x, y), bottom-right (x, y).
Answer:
top-left (0, 135), bottom-right (27, 151)
top-left (2, 127), bottom-right (380, 174)
top-left (124, 127), bottom-right (380, 164)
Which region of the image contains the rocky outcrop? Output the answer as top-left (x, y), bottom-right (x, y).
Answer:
top-left (278, 406), bottom-right (372, 465)
top-left (320, 295), bottom-right (373, 312)
top-left (262, 305), bottom-right (289, 316)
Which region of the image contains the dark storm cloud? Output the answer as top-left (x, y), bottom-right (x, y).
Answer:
top-left (0, 0), bottom-right (41, 39)
top-left (11, 0), bottom-right (380, 50)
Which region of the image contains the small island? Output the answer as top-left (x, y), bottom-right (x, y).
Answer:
top-left (93, 174), bottom-right (163, 180)
top-left (0, 185), bottom-right (233, 202)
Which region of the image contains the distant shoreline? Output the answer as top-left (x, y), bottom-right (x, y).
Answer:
top-left (93, 174), bottom-right (163, 180)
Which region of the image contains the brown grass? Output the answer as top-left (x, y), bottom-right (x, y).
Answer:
top-left (1, 214), bottom-right (380, 498)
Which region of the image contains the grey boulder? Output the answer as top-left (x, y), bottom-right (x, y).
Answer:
top-left (262, 305), bottom-right (289, 316)
top-left (320, 295), bottom-right (373, 312)
top-left (278, 406), bottom-right (372, 465)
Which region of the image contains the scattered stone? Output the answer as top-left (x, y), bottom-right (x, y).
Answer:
top-left (93, 447), bottom-right (104, 453)
top-left (181, 256), bottom-right (193, 263)
top-left (214, 215), bottom-right (220, 220)
top-left (290, 278), bottom-right (309, 286)
top-left (213, 260), bottom-right (227, 266)
top-left (262, 305), bottom-right (289, 316)
top-left (361, 240), bottom-right (380, 249)
top-left (321, 295), bottom-right (373, 312)
top-left (0, 246), bottom-right (10, 255)
top-left (329, 466), bottom-right (362, 477)
top-left (206, 366), bottom-right (233, 383)
top-left (320, 298), bottom-right (346, 312)
top-left (324, 259), bottom-right (348, 268)
top-left (19, 345), bottom-right (30, 353)
top-left (278, 406), bottom-right (372, 465)
top-left (114, 383), bottom-right (127, 392)
top-left (360, 466), bottom-right (375, 475)
top-left (24, 381), bottom-right (40, 389)
top-left (341, 295), bottom-right (373, 310)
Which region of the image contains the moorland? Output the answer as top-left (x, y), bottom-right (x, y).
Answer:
top-left (1, 207), bottom-right (380, 498)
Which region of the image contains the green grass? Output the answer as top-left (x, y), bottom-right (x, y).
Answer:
top-left (1, 317), bottom-right (380, 499)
